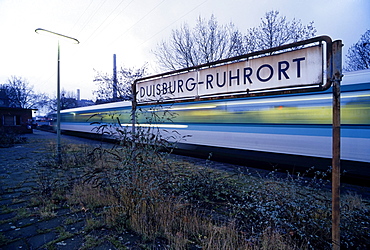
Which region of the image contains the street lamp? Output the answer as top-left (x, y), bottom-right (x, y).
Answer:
top-left (35, 28), bottom-right (79, 163)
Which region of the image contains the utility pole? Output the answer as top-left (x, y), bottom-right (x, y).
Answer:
top-left (113, 54), bottom-right (118, 100)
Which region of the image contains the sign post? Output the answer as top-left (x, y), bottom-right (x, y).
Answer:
top-left (332, 40), bottom-right (343, 250)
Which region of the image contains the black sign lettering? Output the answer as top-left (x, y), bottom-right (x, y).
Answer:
top-left (186, 78), bottom-right (196, 91)
top-left (206, 74), bottom-right (213, 89)
top-left (216, 72), bottom-right (226, 87)
top-left (278, 61), bottom-right (290, 80)
top-left (178, 79), bottom-right (184, 93)
top-left (257, 64), bottom-right (273, 82)
top-left (229, 69), bottom-right (240, 86)
top-left (293, 57), bottom-right (305, 78)
top-left (137, 45), bottom-right (322, 103)
top-left (244, 67), bottom-right (253, 84)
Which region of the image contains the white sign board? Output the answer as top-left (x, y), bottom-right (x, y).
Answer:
top-left (137, 45), bottom-right (323, 103)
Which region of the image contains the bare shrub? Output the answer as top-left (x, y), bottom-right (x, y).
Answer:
top-left (0, 127), bottom-right (27, 148)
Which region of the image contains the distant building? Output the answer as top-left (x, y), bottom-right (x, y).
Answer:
top-left (75, 89), bottom-right (94, 107)
top-left (0, 107), bottom-right (34, 133)
top-left (77, 99), bottom-right (95, 107)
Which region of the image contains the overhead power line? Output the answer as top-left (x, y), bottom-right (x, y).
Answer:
top-left (83, 0), bottom-right (135, 45)
top-left (108, 0), bottom-right (166, 47)
top-left (138, 0), bottom-right (209, 47)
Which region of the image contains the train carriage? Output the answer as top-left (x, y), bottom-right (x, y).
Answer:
top-left (59, 69), bottom-right (370, 178)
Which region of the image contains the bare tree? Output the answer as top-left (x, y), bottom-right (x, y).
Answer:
top-left (0, 85), bottom-right (10, 107)
top-left (244, 10), bottom-right (317, 53)
top-left (33, 92), bottom-right (50, 110)
top-left (1, 76), bottom-right (54, 113)
top-left (33, 92), bottom-right (51, 115)
top-left (3, 76), bottom-right (40, 109)
top-left (345, 29), bottom-right (370, 71)
top-left (61, 90), bottom-right (78, 110)
top-left (93, 64), bottom-right (147, 103)
top-left (48, 90), bottom-right (79, 111)
top-left (153, 15), bottom-right (244, 71)
top-left (153, 12), bottom-right (315, 71)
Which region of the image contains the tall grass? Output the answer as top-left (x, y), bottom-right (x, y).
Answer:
top-left (61, 140), bottom-right (369, 249)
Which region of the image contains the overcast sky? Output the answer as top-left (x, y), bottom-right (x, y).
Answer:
top-left (0, 0), bottom-right (369, 100)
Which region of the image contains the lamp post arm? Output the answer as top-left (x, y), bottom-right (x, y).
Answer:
top-left (35, 28), bottom-right (80, 44)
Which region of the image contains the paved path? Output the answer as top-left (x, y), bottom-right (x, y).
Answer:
top-left (0, 130), bottom-right (135, 249)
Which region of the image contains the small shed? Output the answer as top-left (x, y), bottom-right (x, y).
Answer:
top-left (0, 107), bottom-right (34, 134)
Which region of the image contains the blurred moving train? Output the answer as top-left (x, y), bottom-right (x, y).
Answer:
top-left (59, 69), bottom-right (370, 178)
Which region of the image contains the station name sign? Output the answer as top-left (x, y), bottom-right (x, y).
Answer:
top-left (136, 44), bottom-right (324, 104)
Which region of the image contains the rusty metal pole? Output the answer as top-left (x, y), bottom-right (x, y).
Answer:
top-left (332, 40), bottom-right (342, 250)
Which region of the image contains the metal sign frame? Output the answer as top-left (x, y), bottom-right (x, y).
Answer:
top-left (134, 36), bottom-right (334, 105)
